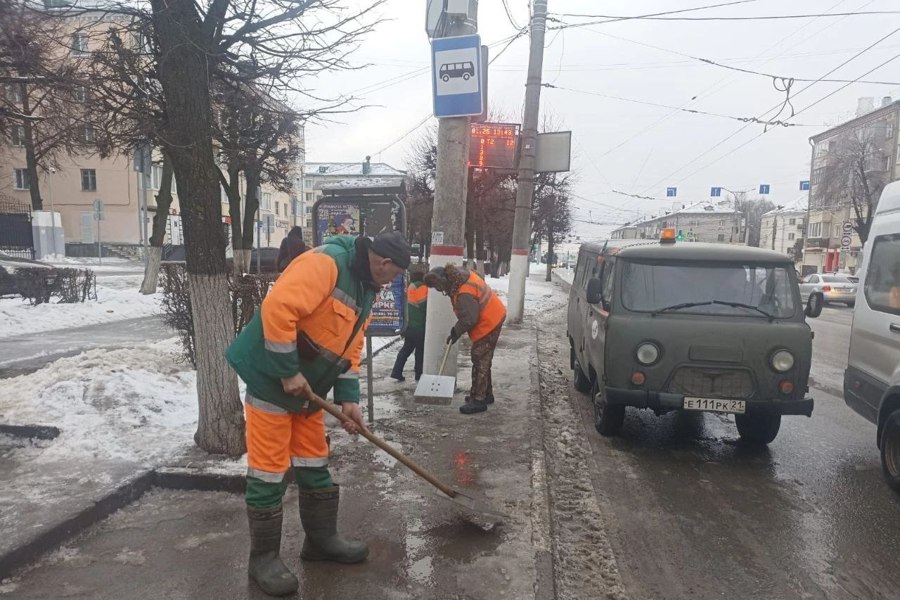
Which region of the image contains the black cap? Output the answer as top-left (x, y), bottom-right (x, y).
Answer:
top-left (370, 231), bottom-right (411, 269)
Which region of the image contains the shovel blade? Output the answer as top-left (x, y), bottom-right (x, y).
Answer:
top-left (432, 489), bottom-right (508, 531)
top-left (414, 374), bottom-right (456, 405)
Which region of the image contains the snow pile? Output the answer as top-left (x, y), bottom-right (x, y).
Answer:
top-left (0, 339), bottom-right (197, 464)
top-left (0, 282), bottom-right (161, 339)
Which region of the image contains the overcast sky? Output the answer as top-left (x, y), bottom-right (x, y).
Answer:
top-left (304, 0), bottom-right (900, 241)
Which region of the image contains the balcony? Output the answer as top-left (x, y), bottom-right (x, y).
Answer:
top-left (805, 237), bottom-right (832, 249)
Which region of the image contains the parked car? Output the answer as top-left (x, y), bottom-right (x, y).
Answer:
top-left (567, 229), bottom-right (813, 445)
top-left (799, 273), bottom-right (857, 308)
top-left (843, 181), bottom-right (900, 490)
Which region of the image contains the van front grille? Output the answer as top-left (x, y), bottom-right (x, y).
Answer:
top-left (668, 367), bottom-right (754, 399)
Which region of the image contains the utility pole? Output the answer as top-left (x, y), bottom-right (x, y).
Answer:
top-left (421, 4), bottom-right (478, 378)
top-left (507, 0), bottom-right (548, 323)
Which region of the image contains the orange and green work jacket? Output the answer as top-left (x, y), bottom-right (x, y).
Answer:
top-left (451, 270), bottom-right (507, 342)
top-left (226, 235), bottom-right (376, 411)
top-left (406, 281), bottom-right (428, 332)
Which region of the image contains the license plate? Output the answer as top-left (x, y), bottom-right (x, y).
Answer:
top-left (683, 397), bottom-right (746, 414)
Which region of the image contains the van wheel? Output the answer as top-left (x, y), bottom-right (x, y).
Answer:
top-left (845, 301), bottom-right (855, 308)
top-left (879, 409), bottom-right (900, 491)
top-left (573, 359), bottom-right (591, 393)
top-left (591, 378), bottom-right (625, 437)
top-left (735, 412), bottom-right (781, 444)
top-left (805, 293), bottom-right (823, 318)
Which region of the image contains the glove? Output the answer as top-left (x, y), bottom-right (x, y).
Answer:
top-left (446, 328), bottom-right (461, 345)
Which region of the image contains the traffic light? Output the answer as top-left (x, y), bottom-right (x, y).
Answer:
top-left (676, 230), bottom-right (684, 241)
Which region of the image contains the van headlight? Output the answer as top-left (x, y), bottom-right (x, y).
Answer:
top-left (636, 342), bottom-right (660, 365)
top-left (771, 350), bottom-right (794, 372)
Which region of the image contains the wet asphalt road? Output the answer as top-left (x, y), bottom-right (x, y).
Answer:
top-left (558, 304), bottom-right (900, 600)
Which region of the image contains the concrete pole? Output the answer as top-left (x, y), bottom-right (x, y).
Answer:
top-left (507, 0), bottom-right (548, 323)
top-left (422, 13), bottom-right (477, 378)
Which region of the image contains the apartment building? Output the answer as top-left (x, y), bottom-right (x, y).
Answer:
top-left (760, 195), bottom-right (807, 262)
top-left (0, 5), bottom-right (302, 256)
top-left (611, 200), bottom-right (746, 244)
top-left (803, 96), bottom-right (900, 274)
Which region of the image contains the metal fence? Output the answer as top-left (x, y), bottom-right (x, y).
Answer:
top-left (0, 200), bottom-right (35, 260)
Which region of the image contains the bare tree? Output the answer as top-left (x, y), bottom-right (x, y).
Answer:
top-left (733, 196), bottom-right (775, 247)
top-left (531, 172), bottom-right (574, 281)
top-left (405, 126), bottom-right (437, 263)
top-left (0, 1), bottom-right (92, 210)
top-left (817, 128), bottom-right (889, 244)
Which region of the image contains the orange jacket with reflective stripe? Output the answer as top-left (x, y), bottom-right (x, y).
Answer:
top-left (452, 271), bottom-right (506, 342)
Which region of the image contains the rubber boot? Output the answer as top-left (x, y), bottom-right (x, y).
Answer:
top-left (247, 505), bottom-right (299, 597)
top-left (298, 485), bottom-right (369, 563)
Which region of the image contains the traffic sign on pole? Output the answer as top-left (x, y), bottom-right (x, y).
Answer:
top-left (431, 34), bottom-right (483, 118)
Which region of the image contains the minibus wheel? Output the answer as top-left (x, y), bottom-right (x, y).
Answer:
top-left (880, 409), bottom-right (900, 492)
top-left (591, 378), bottom-right (625, 437)
top-left (735, 412), bottom-right (781, 444)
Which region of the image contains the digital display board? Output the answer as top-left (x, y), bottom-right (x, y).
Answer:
top-left (469, 123), bottom-right (518, 170)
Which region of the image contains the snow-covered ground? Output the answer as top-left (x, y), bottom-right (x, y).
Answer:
top-left (0, 281), bottom-right (161, 339)
top-left (1, 339), bottom-right (197, 465)
top-left (485, 270), bottom-right (568, 316)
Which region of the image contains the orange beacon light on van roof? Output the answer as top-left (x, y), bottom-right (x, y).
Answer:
top-left (660, 228), bottom-right (677, 243)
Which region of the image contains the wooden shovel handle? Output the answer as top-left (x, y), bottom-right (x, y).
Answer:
top-left (306, 393), bottom-right (458, 498)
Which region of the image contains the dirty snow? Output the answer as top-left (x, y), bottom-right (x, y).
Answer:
top-left (0, 339), bottom-right (196, 464)
top-left (536, 300), bottom-right (628, 600)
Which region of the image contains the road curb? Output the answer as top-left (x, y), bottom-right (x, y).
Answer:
top-left (529, 320), bottom-right (557, 600)
top-left (0, 467), bottom-right (245, 579)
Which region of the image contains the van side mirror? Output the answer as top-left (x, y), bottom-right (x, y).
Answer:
top-left (586, 277), bottom-right (604, 305)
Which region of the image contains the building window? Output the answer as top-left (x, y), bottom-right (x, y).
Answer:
top-left (789, 218), bottom-right (796, 225)
top-left (72, 33), bottom-right (89, 55)
top-left (10, 125), bottom-right (25, 147)
top-left (275, 201), bottom-right (280, 216)
top-left (305, 205), bottom-right (311, 215)
top-left (880, 154), bottom-right (891, 172)
top-left (717, 234), bottom-right (725, 242)
top-left (74, 85), bottom-right (87, 103)
top-left (150, 164), bottom-right (162, 190)
top-left (812, 167), bottom-right (826, 185)
top-left (261, 191), bottom-right (272, 210)
top-left (788, 233), bottom-right (795, 241)
top-left (81, 168), bottom-right (96, 191)
top-left (14, 168), bottom-right (30, 190)
top-left (809, 222), bottom-right (822, 238)
top-left (834, 224), bottom-right (843, 238)
top-left (82, 125), bottom-right (95, 143)
top-left (887, 122), bottom-right (894, 140)
top-left (5, 83), bottom-right (22, 104)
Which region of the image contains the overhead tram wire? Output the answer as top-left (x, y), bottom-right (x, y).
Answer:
top-left (638, 23), bottom-right (900, 195)
top-left (668, 51), bottom-right (900, 187)
top-left (550, 1), bottom-right (761, 25)
top-left (568, 0), bottom-right (857, 163)
top-left (552, 10), bottom-right (900, 28)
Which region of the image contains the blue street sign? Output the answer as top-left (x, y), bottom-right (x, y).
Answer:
top-left (432, 34), bottom-right (484, 118)
top-left (666, 187), bottom-right (677, 197)
top-left (759, 184), bottom-right (770, 194)
top-left (800, 180), bottom-right (810, 190)
top-left (710, 187), bottom-right (722, 197)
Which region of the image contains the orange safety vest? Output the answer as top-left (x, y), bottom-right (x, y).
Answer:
top-left (407, 283), bottom-right (428, 306)
top-left (453, 271), bottom-right (506, 342)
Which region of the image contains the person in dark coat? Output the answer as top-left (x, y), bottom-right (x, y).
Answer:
top-left (277, 226), bottom-right (309, 272)
top-left (390, 270), bottom-right (427, 382)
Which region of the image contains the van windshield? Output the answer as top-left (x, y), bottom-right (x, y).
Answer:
top-left (621, 260), bottom-right (797, 318)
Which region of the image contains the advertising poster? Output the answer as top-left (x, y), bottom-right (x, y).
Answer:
top-left (316, 203), bottom-right (360, 243)
top-left (368, 273), bottom-right (406, 336)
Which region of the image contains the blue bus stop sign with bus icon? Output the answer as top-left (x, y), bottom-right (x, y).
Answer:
top-left (432, 34), bottom-right (483, 118)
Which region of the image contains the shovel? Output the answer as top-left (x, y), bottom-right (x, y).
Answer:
top-left (413, 340), bottom-right (456, 405)
top-left (305, 392), bottom-right (506, 531)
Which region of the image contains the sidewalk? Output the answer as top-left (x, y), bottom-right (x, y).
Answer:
top-left (0, 278), bottom-right (555, 599)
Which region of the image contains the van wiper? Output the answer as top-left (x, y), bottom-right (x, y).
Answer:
top-left (711, 300), bottom-right (775, 320)
top-left (651, 301), bottom-right (713, 316)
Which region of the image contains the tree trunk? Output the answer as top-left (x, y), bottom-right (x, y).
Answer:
top-left (242, 164), bottom-right (261, 253)
top-left (224, 165), bottom-right (247, 274)
top-left (140, 154), bottom-right (174, 294)
top-left (546, 228), bottom-right (554, 282)
top-left (151, 0), bottom-right (244, 457)
top-left (20, 87), bottom-right (42, 210)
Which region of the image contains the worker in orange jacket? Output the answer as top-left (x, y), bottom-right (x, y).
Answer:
top-left (424, 263), bottom-right (506, 414)
top-left (390, 269), bottom-right (427, 382)
top-left (227, 231), bottom-right (410, 597)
